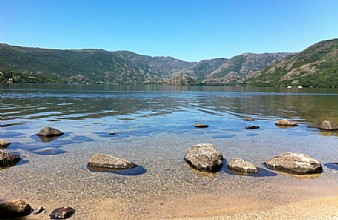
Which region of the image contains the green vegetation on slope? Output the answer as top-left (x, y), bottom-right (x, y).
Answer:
top-left (244, 38), bottom-right (338, 87)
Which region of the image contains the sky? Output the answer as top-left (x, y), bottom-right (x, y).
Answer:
top-left (1, 0), bottom-right (338, 61)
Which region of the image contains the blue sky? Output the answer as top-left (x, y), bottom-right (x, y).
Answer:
top-left (1, 0), bottom-right (338, 61)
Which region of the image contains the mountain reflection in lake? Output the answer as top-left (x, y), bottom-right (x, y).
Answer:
top-left (1, 84), bottom-right (338, 126)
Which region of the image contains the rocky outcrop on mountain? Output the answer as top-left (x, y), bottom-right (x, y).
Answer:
top-left (202, 53), bottom-right (292, 84)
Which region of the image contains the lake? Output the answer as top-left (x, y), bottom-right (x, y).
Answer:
top-left (1, 84), bottom-right (338, 219)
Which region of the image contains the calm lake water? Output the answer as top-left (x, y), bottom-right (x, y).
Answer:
top-left (1, 84), bottom-right (338, 219)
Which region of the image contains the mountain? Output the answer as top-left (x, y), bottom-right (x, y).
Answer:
top-left (244, 38), bottom-right (338, 87)
top-left (0, 43), bottom-right (291, 85)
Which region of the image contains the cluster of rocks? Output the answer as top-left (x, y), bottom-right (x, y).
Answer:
top-left (184, 143), bottom-right (323, 175)
top-left (0, 199), bottom-right (75, 219)
top-left (0, 127), bottom-right (75, 219)
top-left (0, 119), bottom-right (336, 219)
top-left (188, 118), bottom-right (335, 175)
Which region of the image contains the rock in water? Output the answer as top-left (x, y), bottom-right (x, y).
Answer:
top-left (245, 126), bottom-right (260, 129)
top-left (0, 151), bottom-right (21, 167)
top-left (88, 154), bottom-right (137, 170)
top-left (37, 126), bottom-right (64, 137)
top-left (0, 138), bottom-right (11, 148)
top-left (0, 200), bottom-right (32, 219)
top-left (227, 158), bottom-right (259, 174)
top-left (319, 120), bottom-right (338, 131)
top-left (243, 117), bottom-right (255, 121)
top-left (194, 123), bottom-right (209, 128)
top-left (275, 119), bottom-right (298, 127)
top-left (50, 207), bottom-right (75, 219)
top-left (265, 152), bottom-right (322, 175)
top-left (184, 143), bottom-right (223, 172)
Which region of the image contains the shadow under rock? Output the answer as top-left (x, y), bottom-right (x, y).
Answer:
top-left (324, 163), bottom-right (338, 171)
top-left (34, 132), bottom-right (71, 143)
top-left (221, 159), bottom-right (277, 177)
top-left (31, 147), bottom-right (67, 155)
top-left (87, 165), bottom-right (147, 176)
top-left (15, 159), bottom-right (29, 166)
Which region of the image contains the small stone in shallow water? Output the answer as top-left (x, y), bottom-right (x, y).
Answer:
top-left (0, 151), bottom-right (21, 167)
top-left (194, 123), bottom-right (209, 128)
top-left (243, 117), bottom-right (255, 121)
top-left (33, 206), bottom-right (45, 214)
top-left (275, 119), bottom-right (298, 127)
top-left (245, 126), bottom-right (260, 129)
top-left (49, 207), bottom-right (75, 219)
top-left (88, 153), bottom-right (137, 170)
top-left (37, 126), bottom-right (64, 137)
top-left (0, 138), bottom-right (11, 148)
top-left (319, 120), bottom-right (338, 131)
top-left (0, 199), bottom-right (32, 219)
top-left (227, 158), bottom-right (259, 174)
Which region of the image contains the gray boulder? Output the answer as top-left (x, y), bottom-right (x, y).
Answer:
top-left (0, 151), bottom-right (21, 167)
top-left (184, 143), bottom-right (223, 172)
top-left (37, 126), bottom-right (64, 137)
top-left (88, 154), bottom-right (137, 170)
top-left (275, 119), bottom-right (298, 127)
top-left (319, 120), bottom-right (338, 131)
top-left (227, 158), bottom-right (259, 174)
top-left (0, 200), bottom-right (32, 219)
top-left (265, 152), bottom-right (322, 175)
top-left (0, 138), bottom-right (11, 148)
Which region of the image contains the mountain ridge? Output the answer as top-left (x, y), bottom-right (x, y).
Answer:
top-left (1, 39), bottom-right (337, 87)
top-left (243, 38), bottom-right (338, 87)
top-left (0, 43), bottom-right (291, 85)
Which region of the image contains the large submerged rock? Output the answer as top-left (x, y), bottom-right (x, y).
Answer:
top-left (265, 152), bottom-right (322, 175)
top-left (0, 199), bottom-right (32, 219)
top-left (0, 138), bottom-right (11, 148)
top-left (227, 158), bottom-right (259, 174)
top-left (184, 143), bottom-right (223, 172)
top-left (275, 119), bottom-right (298, 127)
top-left (0, 151), bottom-right (21, 167)
top-left (319, 120), bottom-right (338, 131)
top-left (37, 126), bottom-right (64, 137)
top-left (88, 154), bottom-right (137, 170)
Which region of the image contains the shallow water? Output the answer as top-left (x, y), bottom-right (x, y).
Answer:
top-left (1, 84), bottom-right (338, 219)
